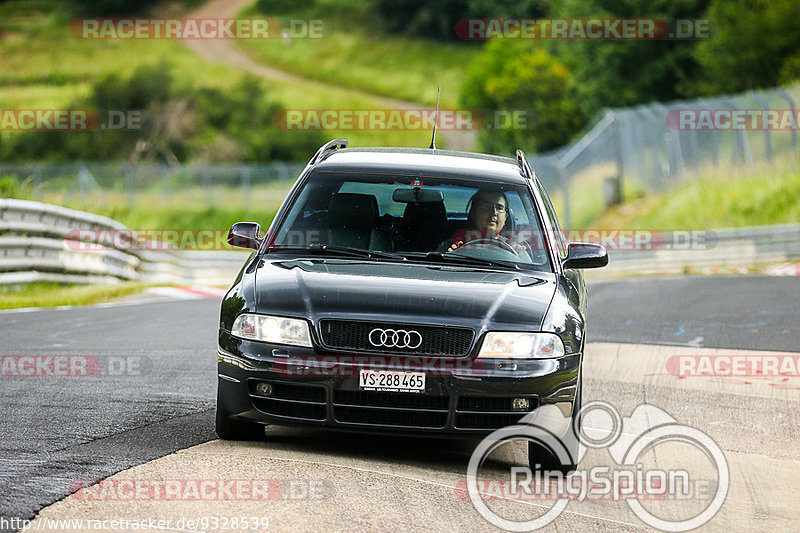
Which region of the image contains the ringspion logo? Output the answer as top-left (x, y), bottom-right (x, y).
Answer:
top-left (465, 401), bottom-right (728, 531)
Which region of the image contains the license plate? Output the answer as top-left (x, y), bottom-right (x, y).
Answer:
top-left (359, 370), bottom-right (425, 393)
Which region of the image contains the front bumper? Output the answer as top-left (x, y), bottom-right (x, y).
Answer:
top-left (217, 333), bottom-right (581, 437)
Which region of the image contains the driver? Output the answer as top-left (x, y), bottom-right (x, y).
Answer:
top-left (443, 188), bottom-right (526, 255)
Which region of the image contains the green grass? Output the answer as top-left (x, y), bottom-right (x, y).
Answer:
top-left (4, 171), bottom-right (286, 246)
top-left (0, 282), bottom-right (148, 309)
top-left (106, 202), bottom-right (280, 235)
top-left (237, 0), bottom-right (477, 108)
top-left (0, 0), bottom-right (429, 149)
top-left (590, 166), bottom-right (800, 230)
top-left (548, 163), bottom-right (618, 229)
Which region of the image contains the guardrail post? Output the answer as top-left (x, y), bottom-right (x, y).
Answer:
top-left (724, 96), bottom-right (754, 171)
top-left (124, 162), bottom-right (134, 208)
top-left (610, 111), bottom-right (626, 200)
top-left (241, 165), bottom-right (251, 210)
top-left (751, 90), bottom-right (772, 163)
top-left (653, 102), bottom-right (684, 180)
top-left (776, 87), bottom-right (798, 160)
top-left (202, 165), bottom-right (212, 205)
top-left (33, 165), bottom-right (42, 199)
top-left (278, 162), bottom-right (289, 187)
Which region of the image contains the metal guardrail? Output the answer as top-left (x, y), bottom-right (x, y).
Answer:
top-left (0, 199), bottom-right (248, 286)
top-left (597, 224), bottom-right (800, 276)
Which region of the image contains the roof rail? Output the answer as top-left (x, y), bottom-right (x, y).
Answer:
top-left (309, 138), bottom-right (348, 165)
top-left (516, 149), bottom-right (533, 179)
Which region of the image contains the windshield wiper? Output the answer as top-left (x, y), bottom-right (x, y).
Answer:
top-left (268, 243), bottom-right (406, 261)
top-left (402, 251), bottom-right (520, 270)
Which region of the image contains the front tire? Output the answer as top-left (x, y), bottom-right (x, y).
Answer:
top-left (215, 391), bottom-right (265, 440)
top-left (528, 373), bottom-right (582, 474)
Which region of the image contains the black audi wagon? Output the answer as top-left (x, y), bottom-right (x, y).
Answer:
top-left (217, 139), bottom-right (607, 469)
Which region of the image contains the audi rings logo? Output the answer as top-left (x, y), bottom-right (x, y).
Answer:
top-left (368, 328), bottom-right (423, 349)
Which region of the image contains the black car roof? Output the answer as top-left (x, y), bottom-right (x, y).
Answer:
top-left (315, 147), bottom-right (529, 184)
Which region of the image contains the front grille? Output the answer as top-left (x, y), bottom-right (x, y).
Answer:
top-left (334, 406), bottom-right (447, 428)
top-left (249, 380), bottom-right (327, 421)
top-left (319, 319), bottom-right (474, 356)
top-left (333, 390), bottom-right (449, 428)
top-left (252, 397), bottom-right (327, 421)
top-left (457, 396), bottom-right (538, 412)
top-left (455, 412), bottom-right (527, 429)
top-left (249, 381), bottom-right (325, 403)
top-left (334, 390), bottom-right (449, 410)
top-left (454, 395), bottom-right (539, 430)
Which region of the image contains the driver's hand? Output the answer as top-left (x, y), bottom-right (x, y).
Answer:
top-left (446, 240), bottom-right (464, 253)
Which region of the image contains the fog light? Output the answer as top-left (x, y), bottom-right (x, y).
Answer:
top-left (511, 398), bottom-right (530, 410)
top-left (255, 382), bottom-right (273, 396)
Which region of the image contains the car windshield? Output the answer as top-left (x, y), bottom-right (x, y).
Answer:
top-left (269, 170), bottom-right (553, 272)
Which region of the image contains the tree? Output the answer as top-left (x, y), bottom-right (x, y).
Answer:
top-left (0, 65), bottom-right (324, 163)
top-left (691, 0), bottom-right (800, 94)
top-left (461, 39), bottom-right (587, 154)
top-left (71, 0), bottom-right (158, 16)
top-left (547, 0), bottom-right (711, 116)
top-left (369, 0), bottom-right (548, 40)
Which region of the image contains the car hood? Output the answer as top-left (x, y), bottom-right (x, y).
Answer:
top-left (254, 258), bottom-right (556, 330)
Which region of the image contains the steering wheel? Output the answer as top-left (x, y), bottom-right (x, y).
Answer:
top-left (458, 237), bottom-right (520, 256)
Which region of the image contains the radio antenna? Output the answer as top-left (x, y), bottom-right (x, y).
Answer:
top-left (428, 86), bottom-right (440, 150)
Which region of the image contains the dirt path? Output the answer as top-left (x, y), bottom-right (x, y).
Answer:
top-left (183, 0), bottom-right (475, 151)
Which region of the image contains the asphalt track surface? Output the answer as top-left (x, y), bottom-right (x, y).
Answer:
top-left (1, 275), bottom-right (798, 531)
top-left (0, 299), bottom-right (219, 531)
top-left (588, 275), bottom-right (800, 352)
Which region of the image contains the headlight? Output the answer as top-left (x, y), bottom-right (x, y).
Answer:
top-left (231, 313), bottom-right (312, 347)
top-left (478, 332), bottom-right (565, 359)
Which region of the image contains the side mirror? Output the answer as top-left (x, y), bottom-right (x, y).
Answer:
top-left (562, 242), bottom-right (608, 270)
top-left (227, 222), bottom-right (262, 250)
